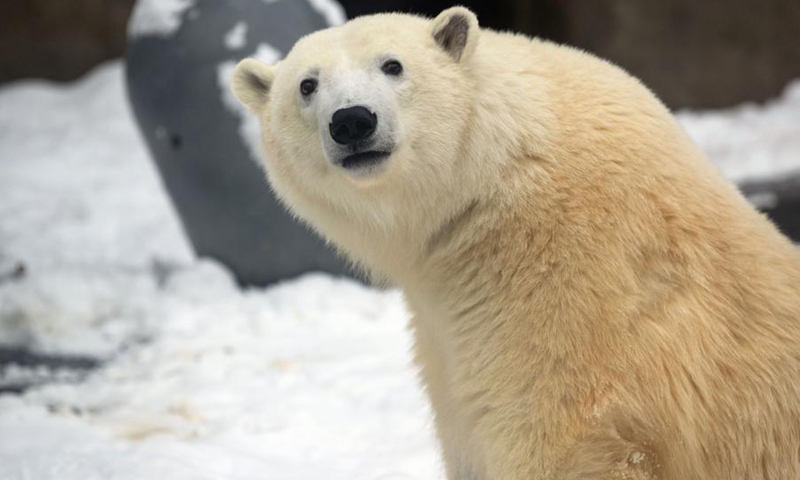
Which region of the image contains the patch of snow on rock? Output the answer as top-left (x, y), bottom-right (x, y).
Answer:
top-left (128, 0), bottom-right (195, 38)
top-left (252, 42), bottom-right (283, 65)
top-left (223, 22), bottom-right (248, 50)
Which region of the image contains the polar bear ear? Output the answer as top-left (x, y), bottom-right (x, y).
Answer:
top-left (232, 59), bottom-right (276, 114)
top-left (431, 6), bottom-right (479, 63)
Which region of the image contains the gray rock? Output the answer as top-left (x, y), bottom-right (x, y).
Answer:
top-left (126, 0), bottom-right (354, 286)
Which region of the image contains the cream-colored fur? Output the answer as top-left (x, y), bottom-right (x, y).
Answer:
top-left (232, 7), bottom-right (800, 479)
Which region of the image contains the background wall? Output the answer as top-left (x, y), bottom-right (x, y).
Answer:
top-left (556, 0), bottom-right (800, 108)
top-left (0, 0), bottom-right (136, 84)
top-left (1, 0), bottom-right (799, 108)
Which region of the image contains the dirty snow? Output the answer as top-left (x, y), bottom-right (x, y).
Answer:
top-left (0, 60), bottom-right (797, 479)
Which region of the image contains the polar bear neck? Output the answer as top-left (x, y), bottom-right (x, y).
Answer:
top-left (392, 38), bottom-right (800, 457)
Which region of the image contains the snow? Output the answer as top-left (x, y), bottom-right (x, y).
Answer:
top-left (0, 64), bottom-right (191, 356)
top-left (128, 0), bottom-right (195, 38)
top-left (0, 267), bottom-right (439, 479)
top-left (251, 43), bottom-right (284, 66)
top-left (0, 59), bottom-right (797, 479)
top-left (128, 0), bottom-right (346, 40)
top-left (224, 22), bottom-right (248, 50)
top-left (0, 62), bottom-right (440, 479)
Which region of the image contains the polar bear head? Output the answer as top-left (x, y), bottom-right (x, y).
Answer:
top-left (232, 8), bottom-right (488, 278)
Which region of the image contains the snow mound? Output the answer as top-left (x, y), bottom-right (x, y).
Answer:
top-left (0, 63), bottom-right (192, 356)
top-left (0, 265), bottom-right (440, 479)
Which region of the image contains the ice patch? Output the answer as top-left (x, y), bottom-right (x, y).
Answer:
top-left (128, 0), bottom-right (195, 38)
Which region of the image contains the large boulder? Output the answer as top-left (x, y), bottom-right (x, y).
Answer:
top-left (126, 0), bottom-right (353, 286)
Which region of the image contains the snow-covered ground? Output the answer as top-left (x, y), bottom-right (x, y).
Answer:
top-left (0, 61), bottom-right (797, 479)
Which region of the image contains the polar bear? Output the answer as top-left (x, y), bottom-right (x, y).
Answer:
top-left (232, 7), bottom-right (800, 479)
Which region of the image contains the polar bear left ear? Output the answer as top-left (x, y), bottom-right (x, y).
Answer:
top-left (431, 6), bottom-right (479, 63)
top-left (232, 58), bottom-right (276, 115)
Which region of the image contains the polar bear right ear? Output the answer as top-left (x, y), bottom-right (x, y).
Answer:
top-left (232, 59), bottom-right (276, 115)
top-left (431, 6), bottom-right (479, 63)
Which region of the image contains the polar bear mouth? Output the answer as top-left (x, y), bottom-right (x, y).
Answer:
top-left (339, 151), bottom-right (392, 170)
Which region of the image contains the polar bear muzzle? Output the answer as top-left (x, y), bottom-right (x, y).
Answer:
top-left (328, 106), bottom-right (392, 172)
top-left (328, 106), bottom-right (392, 171)
top-left (329, 106), bottom-right (377, 146)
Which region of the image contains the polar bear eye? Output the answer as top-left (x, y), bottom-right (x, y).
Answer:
top-left (381, 60), bottom-right (403, 76)
top-left (299, 78), bottom-right (318, 96)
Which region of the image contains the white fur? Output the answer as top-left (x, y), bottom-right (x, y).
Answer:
top-left (233, 7), bottom-right (800, 480)
top-left (308, 65), bottom-right (402, 171)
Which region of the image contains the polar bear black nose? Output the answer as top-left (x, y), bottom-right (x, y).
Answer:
top-left (329, 106), bottom-right (377, 145)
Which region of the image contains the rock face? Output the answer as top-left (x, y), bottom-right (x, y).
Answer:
top-left (126, 0), bottom-right (352, 286)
